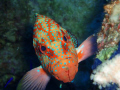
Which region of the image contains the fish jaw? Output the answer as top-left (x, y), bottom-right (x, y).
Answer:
top-left (51, 58), bottom-right (78, 83)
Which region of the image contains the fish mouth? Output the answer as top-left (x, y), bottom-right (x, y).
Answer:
top-left (65, 57), bottom-right (71, 59)
top-left (54, 57), bottom-right (72, 66)
top-left (52, 56), bottom-right (78, 82)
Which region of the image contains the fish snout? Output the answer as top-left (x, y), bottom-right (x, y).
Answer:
top-left (52, 58), bottom-right (78, 83)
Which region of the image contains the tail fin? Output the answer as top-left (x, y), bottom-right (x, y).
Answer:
top-left (17, 65), bottom-right (50, 90)
top-left (76, 34), bottom-right (97, 63)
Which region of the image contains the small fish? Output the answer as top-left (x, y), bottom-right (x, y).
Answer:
top-left (17, 14), bottom-right (97, 90)
top-left (4, 77), bottom-right (13, 88)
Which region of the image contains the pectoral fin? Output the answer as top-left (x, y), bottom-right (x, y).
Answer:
top-left (76, 34), bottom-right (97, 63)
top-left (17, 65), bottom-right (50, 90)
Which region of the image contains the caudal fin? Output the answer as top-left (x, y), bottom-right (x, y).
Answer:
top-left (76, 34), bottom-right (97, 63)
top-left (17, 65), bottom-right (50, 90)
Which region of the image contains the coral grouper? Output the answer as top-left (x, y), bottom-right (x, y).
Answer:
top-left (17, 14), bottom-right (97, 90)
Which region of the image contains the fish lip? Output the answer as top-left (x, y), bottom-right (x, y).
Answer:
top-left (65, 57), bottom-right (71, 59)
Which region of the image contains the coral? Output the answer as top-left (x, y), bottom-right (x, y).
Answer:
top-left (91, 0), bottom-right (120, 89)
top-left (110, 3), bottom-right (120, 23)
top-left (96, 0), bottom-right (120, 61)
top-left (91, 54), bottom-right (120, 89)
top-left (96, 45), bottom-right (118, 62)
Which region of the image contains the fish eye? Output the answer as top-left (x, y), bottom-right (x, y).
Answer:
top-left (63, 36), bottom-right (67, 42)
top-left (41, 46), bottom-right (46, 51)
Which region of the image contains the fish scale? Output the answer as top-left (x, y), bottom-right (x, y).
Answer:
top-left (17, 13), bottom-right (97, 90)
top-left (33, 14), bottom-right (78, 80)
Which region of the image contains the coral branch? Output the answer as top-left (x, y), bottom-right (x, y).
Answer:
top-left (91, 54), bottom-right (120, 89)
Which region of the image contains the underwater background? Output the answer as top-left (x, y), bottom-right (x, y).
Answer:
top-left (0, 0), bottom-right (120, 90)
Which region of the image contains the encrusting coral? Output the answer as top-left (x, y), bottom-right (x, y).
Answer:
top-left (96, 0), bottom-right (120, 62)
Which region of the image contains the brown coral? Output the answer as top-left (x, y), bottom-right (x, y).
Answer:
top-left (97, 0), bottom-right (120, 51)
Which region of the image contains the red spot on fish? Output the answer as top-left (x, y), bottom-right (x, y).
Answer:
top-left (61, 41), bottom-right (69, 54)
top-left (48, 31), bottom-right (55, 41)
top-left (46, 48), bottom-right (58, 58)
top-left (41, 38), bottom-right (45, 43)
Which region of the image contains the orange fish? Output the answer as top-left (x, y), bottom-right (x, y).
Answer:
top-left (17, 14), bottom-right (97, 90)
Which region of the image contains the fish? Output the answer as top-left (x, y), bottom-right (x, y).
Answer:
top-left (17, 14), bottom-right (97, 90)
top-left (4, 77), bottom-right (13, 88)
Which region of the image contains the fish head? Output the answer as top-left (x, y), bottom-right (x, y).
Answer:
top-left (33, 14), bottom-right (78, 83)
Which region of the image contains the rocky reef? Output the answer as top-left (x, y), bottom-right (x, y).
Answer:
top-left (91, 0), bottom-right (120, 89)
top-left (96, 0), bottom-right (120, 62)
